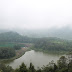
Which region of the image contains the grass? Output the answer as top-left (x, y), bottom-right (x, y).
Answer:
top-left (0, 42), bottom-right (25, 48)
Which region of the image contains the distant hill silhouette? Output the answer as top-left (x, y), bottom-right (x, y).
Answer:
top-left (13, 26), bottom-right (72, 40)
top-left (0, 31), bottom-right (30, 43)
top-left (0, 26), bottom-right (72, 40)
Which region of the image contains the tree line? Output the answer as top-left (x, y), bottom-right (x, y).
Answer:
top-left (0, 45), bottom-right (21, 59)
top-left (34, 38), bottom-right (72, 52)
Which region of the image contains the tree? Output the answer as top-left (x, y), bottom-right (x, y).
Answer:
top-left (57, 56), bottom-right (68, 69)
top-left (0, 63), bottom-right (14, 72)
top-left (19, 63), bottom-right (28, 72)
top-left (14, 45), bottom-right (21, 50)
top-left (29, 63), bottom-right (36, 72)
top-left (57, 56), bottom-right (68, 72)
top-left (0, 47), bottom-right (15, 59)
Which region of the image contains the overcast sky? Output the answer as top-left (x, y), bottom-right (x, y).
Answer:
top-left (0, 0), bottom-right (72, 30)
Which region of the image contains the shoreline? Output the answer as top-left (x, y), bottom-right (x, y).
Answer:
top-left (32, 48), bottom-right (69, 55)
top-left (0, 47), bottom-right (31, 63)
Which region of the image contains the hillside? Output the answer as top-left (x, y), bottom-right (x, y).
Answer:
top-left (0, 31), bottom-right (30, 43)
top-left (0, 31), bottom-right (72, 53)
top-left (34, 37), bottom-right (72, 52)
top-left (0, 26), bottom-right (72, 40)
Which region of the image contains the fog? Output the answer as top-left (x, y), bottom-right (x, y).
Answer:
top-left (0, 0), bottom-right (72, 30)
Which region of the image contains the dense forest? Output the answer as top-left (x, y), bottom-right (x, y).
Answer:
top-left (0, 43), bottom-right (22, 59)
top-left (34, 37), bottom-right (72, 52)
top-left (0, 47), bottom-right (15, 59)
top-left (0, 56), bottom-right (72, 72)
top-left (0, 44), bottom-right (21, 59)
top-left (0, 32), bottom-right (31, 43)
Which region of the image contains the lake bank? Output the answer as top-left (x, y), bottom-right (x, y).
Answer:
top-left (31, 47), bottom-right (69, 55)
top-left (0, 47), bottom-right (30, 63)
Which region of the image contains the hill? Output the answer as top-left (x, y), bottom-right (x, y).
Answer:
top-left (33, 37), bottom-right (72, 52)
top-left (12, 26), bottom-right (72, 40)
top-left (0, 31), bottom-right (30, 43)
top-left (0, 26), bottom-right (72, 40)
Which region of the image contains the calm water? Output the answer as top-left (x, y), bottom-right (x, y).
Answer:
top-left (7, 50), bottom-right (62, 69)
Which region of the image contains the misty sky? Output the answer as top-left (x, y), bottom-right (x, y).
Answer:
top-left (0, 0), bottom-right (72, 30)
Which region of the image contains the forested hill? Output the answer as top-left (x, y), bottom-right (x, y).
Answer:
top-left (0, 27), bottom-right (72, 40)
top-left (34, 37), bottom-right (72, 52)
top-left (0, 31), bottom-right (64, 43)
top-left (0, 31), bottom-right (72, 49)
top-left (0, 32), bottom-right (30, 43)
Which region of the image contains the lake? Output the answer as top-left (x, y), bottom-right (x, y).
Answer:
top-left (7, 50), bottom-right (62, 69)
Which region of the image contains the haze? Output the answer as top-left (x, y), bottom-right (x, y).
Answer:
top-left (0, 0), bottom-right (72, 30)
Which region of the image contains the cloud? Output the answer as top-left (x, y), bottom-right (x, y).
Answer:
top-left (0, 0), bottom-right (72, 29)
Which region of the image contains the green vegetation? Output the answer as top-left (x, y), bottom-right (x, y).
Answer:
top-left (0, 56), bottom-right (72, 72)
top-left (14, 45), bottom-right (21, 50)
top-left (0, 32), bottom-right (31, 43)
top-left (0, 42), bottom-right (26, 59)
top-left (0, 43), bottom-right (29, 60)
top-left (0, 42), bottom-right (25, 48)
top-left (0, 31), bottom-right (72, 58)
top-left (0, 32), bottom-right (72, 59)
top-left (0, 47), bottom-right (15, 59)
top-left (33, 37), bottom-right (72, 53)
top-left (0, 63), bottom-right (14, 72)
top-left (0, 42), bottom-right (15, 48)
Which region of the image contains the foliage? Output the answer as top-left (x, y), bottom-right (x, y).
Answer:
top-left (0, 63), bottom-right (14, 72)
top-left (14, 45), bottom-right (21, 50)
top-left (34, 38), bottom-right (72, 52)
top-left (29, 63), bottom-right (36, 72)
top-left (0, 32), bottom-right (31, 43)
top-left (0, 47), bottom-right (15, 59)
